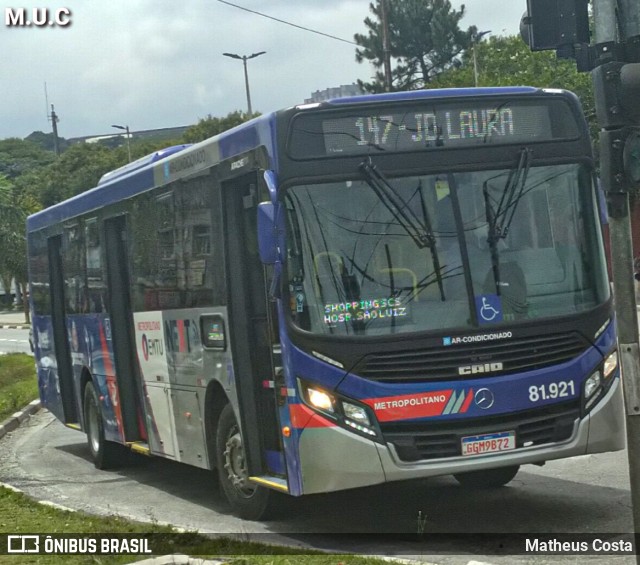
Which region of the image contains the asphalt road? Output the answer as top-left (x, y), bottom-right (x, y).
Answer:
top-left (0, 327), bottom-right (32, 355)
top-left (0, 410), bottom-right (635, 565)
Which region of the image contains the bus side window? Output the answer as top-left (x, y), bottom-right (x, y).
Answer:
top-left (85, 218), bottom-right (106, 313)
top-left (63, 223), bottom-right (86, 314)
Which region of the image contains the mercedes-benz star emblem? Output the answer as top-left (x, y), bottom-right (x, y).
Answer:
top-left (474, 387), bottom-right (495, 410)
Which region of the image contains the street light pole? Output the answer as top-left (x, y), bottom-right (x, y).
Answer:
top-left (223, 51), bottom-right (266, 116)
top-left (111, 124), bottom-right (131, 162)
top-left (472, 30), bottom-right (491, 87)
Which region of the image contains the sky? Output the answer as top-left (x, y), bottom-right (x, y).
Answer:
top-left (0, 0), bottom-right (528, 140)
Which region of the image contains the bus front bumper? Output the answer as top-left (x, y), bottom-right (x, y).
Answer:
top-left (297, 377), bottom-right (625, 495)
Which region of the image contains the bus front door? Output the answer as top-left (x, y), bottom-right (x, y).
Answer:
top-left (222, 173), bottom-right (284, 481)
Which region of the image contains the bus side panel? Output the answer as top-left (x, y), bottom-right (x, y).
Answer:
top-left (131, 308), bottom-right (227, 468)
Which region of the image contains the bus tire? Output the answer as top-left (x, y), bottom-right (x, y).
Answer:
top-left (215, 403), bottom-right (276, 520)
top-left (83, 381), bottom-right (124, 470)
top-left (453, 465), bottom-right (520, 488)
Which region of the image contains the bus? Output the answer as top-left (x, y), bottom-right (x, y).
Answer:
top-left (27, 87), bottom-right (625, 520)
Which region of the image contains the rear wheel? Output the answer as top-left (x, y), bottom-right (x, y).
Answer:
top-left (83, 381), bottom-right (126, 469)
top-left (216, 403), bottom-right (277, 520)
top-left (453, 465), bottom-right (520, 488)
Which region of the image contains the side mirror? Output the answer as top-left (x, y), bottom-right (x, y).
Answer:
top-left (257, 201), bottom-right (284, 265)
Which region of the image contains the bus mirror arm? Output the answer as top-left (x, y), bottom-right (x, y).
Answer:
top-left (269, 262), bottom-right (282, 299)
top-left (263, 169), bottom-right (278, 205)
top-left (257, 201), bottom-right (285, 265)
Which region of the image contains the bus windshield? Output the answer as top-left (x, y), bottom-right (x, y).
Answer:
top-left (284, 162), bottom-right (610, 336)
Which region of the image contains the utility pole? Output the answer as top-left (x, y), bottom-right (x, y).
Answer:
top-left (380, 0), bottom-right (392, 92)
top-left (50, 104), bottom-right (60, 157)
top-left (522, 1), bottom-right (640, 556)
top-left (592, 3), bottom-right (640, 557)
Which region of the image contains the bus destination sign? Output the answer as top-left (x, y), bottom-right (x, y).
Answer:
top-left (288, 98), bottom-right (579, 158)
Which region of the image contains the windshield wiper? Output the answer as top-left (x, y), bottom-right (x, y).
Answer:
top-left (482, 147), bottom-right (531, 294)
top-left (359, 158), bottom-right (445, 300)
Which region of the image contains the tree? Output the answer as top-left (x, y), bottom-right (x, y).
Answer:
top-left (182, 111), bottom-right (258, 144)
top-left (0, 138), bottom-right (55, 180)
top-left (354, 0), bottom-right (476, 92)
top-left (0, 175), bottom-right (39, 320)
top-left (25, 131), bottom-right (70, 153)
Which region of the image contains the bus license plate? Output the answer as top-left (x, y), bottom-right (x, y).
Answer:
top-left (461, 431), bottom-right (516, 456)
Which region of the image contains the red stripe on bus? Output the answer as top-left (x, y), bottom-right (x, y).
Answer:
top-left (460, 388), bottom-right (474, 413)
top-left (98, 321), bottom-right (114, 376)
top-left (289, 404), bottom-right (335, 429)
top-left (177, 319), bottom-right (186, 353)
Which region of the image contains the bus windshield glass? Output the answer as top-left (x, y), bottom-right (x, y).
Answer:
top-left (284, 162), bottom-right (609, 336)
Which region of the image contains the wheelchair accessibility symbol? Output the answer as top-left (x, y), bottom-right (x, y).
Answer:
top-left (475, 294), bottom-right (503, 324)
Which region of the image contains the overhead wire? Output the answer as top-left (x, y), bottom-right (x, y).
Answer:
top-left (215, 0), bottom-right (357, 45)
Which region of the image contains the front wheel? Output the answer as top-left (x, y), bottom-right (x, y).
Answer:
top-left (453, 465), bottom-right (520, 488)
top-left (83, 381), bottom-right (126, 470)
top-left (215, 403), bottom-right (277, 520)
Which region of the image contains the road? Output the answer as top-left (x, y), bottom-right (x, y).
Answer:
top-left (0, 410), bottom-right (634, 564)
top-left (0, 327), bottom-right (31, 355)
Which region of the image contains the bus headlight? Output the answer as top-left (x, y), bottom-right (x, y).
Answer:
top-left (307, 387), bottom-right (335, 413)
top-left (299, 379), bottom-right (380, 440)
top-left (342, 401), bottom-right (372, 426)
top-left (584, 370), bottom-right (602, 401)
top-left (584, 350), bottom-right (618, 413)
top-left (603, 350), bottom-right (618, 380)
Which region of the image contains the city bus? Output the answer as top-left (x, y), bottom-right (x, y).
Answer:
top-left (27, 87), bottom-right (625, 520)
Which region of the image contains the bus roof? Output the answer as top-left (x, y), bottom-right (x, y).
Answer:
top-left (27, 112), bottom-right (279, 233)
top-left (322, 86), bottom-right (540, 106)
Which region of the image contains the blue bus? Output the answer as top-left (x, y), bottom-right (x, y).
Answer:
top-left (28, 87), bottom-right (624, 520)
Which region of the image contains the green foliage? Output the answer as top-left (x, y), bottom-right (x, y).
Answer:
top-left (354, 0), bottom-right (476, 92)
top-left (24, 130), bottom-right (70, 153)
top-left (0, 138), bottom-right (55, 180)
top-left (0, 175), bottom-right (39, 289)
top-left (183, 110), bottom-right (259, 143)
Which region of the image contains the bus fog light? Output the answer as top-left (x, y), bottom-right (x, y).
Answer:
top-left (603, 350), bottom-right (618, 380)
top-left (342, 401), bottom-right (371, 426)
top-left (584, 371), bottom-right (602, 399)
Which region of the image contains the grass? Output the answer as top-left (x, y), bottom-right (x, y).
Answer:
top-left (0, 486), bottom-right (389, 565)
top-left (0, 355), bottom-right (391, 565)
top-left (0, 353), bottom-right (38, 422)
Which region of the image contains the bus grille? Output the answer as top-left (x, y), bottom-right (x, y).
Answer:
top-left (352, 332), bottom-right (589, 382)
top-left (381, 401), bottom-right (580, 461)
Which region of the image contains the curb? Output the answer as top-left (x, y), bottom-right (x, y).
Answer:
top-left (0, 324), bottom-right (30, 330)
top-left (0, 399), bottom-right (41, 440)
top-left (132, 555), bottom-right (228, 565)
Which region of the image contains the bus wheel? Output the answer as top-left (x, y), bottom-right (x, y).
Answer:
top-left (83, 381), bottom-right (124, 470)
top-left (216, 403), bottom-right (274, 520)
top-left (453, 465), bottom-right (520, 488)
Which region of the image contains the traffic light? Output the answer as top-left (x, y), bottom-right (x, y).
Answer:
top-left (594, 62), bottom-right (640, 191)
top-left (521, 0), bottom-right (590, 52)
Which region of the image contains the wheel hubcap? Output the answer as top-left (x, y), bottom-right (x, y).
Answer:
top-left (223, 426), bottom-right (256, 498)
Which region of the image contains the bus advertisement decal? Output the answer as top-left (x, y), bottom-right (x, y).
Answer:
top-left (133, 312), bottom-right (169, 383)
